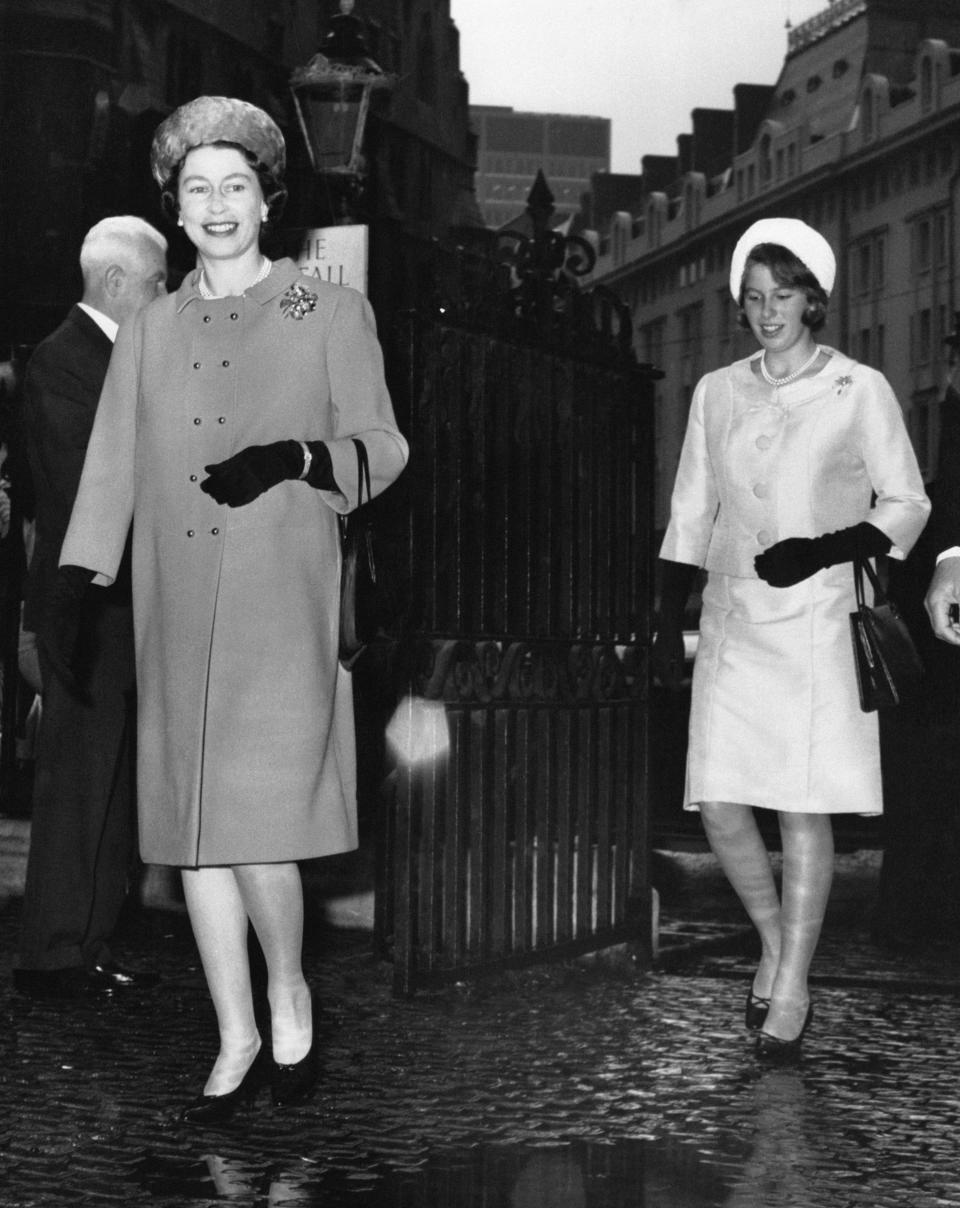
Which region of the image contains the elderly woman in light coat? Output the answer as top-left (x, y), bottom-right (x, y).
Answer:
top-left (58, 97), bottom-right (408, 1120)
top-left (653, 218), bottom-right (929, 1059)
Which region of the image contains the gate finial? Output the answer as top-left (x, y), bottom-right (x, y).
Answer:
top-left (526, 170), bottom-right (555, 236)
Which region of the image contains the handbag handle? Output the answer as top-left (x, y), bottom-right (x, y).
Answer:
top-left (352, 438), bottom-right (371, 508)
top-left (853, 538), bottom-right (887, 611)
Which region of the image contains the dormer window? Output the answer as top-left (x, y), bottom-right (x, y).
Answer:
top-left (862, 89), bottom-right (874, 141)
top-left (921, 57), bottom-right (933, 111)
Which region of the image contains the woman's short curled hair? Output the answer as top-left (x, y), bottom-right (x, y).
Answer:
top-left (736, 242), bottom-right (829, 333)
top-left (159, 141), bottom-right (288, 226)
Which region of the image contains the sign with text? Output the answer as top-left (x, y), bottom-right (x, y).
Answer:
top-left (295, 225), bottom-right (368, 295)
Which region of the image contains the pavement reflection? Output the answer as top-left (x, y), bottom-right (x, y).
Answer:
top-left (131, 1071), bottom-right (878, 1208)
top-left (136, 1134), bottom-right (739, 1207)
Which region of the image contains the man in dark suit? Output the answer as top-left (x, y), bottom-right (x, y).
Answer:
top-left (14, 217), bottom-right (167, 998)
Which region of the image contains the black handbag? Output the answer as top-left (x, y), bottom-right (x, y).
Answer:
top-left (849, 549), bottom-right (922, 711)
top-left (338, 439), bottom-right (393, 670)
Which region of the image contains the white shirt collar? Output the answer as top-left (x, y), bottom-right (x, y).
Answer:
top-left (77, 303), bottom-right (119, 344)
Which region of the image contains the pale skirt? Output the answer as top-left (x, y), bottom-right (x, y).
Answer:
top-left (684, 563), bottom-right (881, 815)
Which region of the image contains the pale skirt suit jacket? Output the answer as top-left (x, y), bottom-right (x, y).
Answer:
top-left (660, 348), bottom-right (929, 815)
top-left (61, 260), bottom-right (409, 866)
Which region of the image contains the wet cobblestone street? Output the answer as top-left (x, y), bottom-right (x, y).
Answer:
top-left (2, 851), bottom-right (960, 1207)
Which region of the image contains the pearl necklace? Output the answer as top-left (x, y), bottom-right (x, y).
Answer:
top-left (198, 256), bottom-right (271, 300)
top-left (759, 344), bottom-right (821, 387)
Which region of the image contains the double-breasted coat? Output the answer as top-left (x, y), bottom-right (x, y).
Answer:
top-left (660, 348), bottom-right (930, 815)
top-left (62, 260), bottom-right (408, 866)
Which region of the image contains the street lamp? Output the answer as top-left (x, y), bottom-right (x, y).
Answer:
top-left (290, 0), bottom-right (394, 178)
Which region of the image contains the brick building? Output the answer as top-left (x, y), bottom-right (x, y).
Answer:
top-left (587, 0), bottom-right (960, 531)
top-left (0, 0), bottom-right (480, 348)
top-left (471, 105), bottom-right (610, 229)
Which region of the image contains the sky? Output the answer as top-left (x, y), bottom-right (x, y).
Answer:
top-left (452, 0), bottom-right (832, 173)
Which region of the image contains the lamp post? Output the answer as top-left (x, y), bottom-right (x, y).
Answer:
top-left (290, 0), bottom-right (394, 224)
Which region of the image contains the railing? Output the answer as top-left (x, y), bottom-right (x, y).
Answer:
top-left (374, 198), bottom-right (661, 993)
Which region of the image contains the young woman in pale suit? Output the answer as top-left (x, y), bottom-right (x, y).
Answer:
top-left (653, 218), bottom-right (929, 1058)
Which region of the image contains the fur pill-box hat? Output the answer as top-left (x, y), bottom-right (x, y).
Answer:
top-left (150, 96), bottom-right (285, 186)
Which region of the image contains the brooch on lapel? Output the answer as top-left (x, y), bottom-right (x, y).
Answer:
top-left (279, 283), bottom-right (318, 320)
top-left (835, 375), bottom-right (853, 395)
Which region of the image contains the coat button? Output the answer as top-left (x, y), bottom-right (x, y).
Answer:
top-left (187, 529), bottom-right (195, 538)
top-left (203, 315), bottom-right (211, 323)
top-left (218, 416), bottom-right (226, 424)
top-left (193, 417), bottom-right (202, 425)
top-left (193, 362), bottom-right (201, 369)
top-left (222, 360), bottom-right (230, 368)
top-left (755, 434), bottom-right (772, 450)
top-left (757, 530), bottom-right (772, 546)
top-left (230, 312), bottom-right (239, 321)
top-left (211, 527), bottom-right (220, 536)
top-left (753, 483), bottom-right (769, 499)
top-left (189, 474), bottom-right (198, 482)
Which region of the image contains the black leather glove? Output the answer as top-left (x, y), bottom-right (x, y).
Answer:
top-left (754, 521), bottom-right (892, 588)
top-left (652, 559), bottom-right (698, 692)
top-left (39, 564), bottom-right (95, 699)
top-left (200, 440), bottom-right (336, 507)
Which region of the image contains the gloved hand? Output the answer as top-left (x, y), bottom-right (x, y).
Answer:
top-left (201, 440), bottom-right (305, 507)
top-left (754, 521), bottom-right (892, 588)
top-left (652, 559), bottom-right (698, 692)
top-left (39, 564), bottom-right (95, 699)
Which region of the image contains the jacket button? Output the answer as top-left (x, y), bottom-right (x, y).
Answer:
top-left (230, 312), bottom-right (239, 321)
top-left (193, 362), bottom-right (201, 369)
top-left (189, 474), bottom-right (198, 482)
top-left (222, 360), bottom-right (230, 368)
top-left (218, 416), bottom-right (226, 424)
top-left (211, 527), bottom-right (220, 536)
top-left (187, 529), bottom-right (195, 538)
top-left (203, 315), bottom-right (211, 323)
top-left (193, 417), bottom-right (202, 425)
top-left (757, 530), bottom-right (772, 546)
top-left (753, 483), bottom-right (769, 499)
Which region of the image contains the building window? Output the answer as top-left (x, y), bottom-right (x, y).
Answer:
top-left (915, 217), bottom-right (933, 273)
top-left (166, 30), bottom-right (203, 103)
top-left (912, 308), bottom-right (933, 366)
top-left (678, 304), bottom-right (703, 390)
top-left (759, 134), bottom-right (772, 186)
top-left (911, 389), bottom-right (935, 477)
top-left (862, 89), bottom-right (874, 141)
top-left (640, 319), bottom-right (665, 368)
top-left (937, 210), bottom-right (950, 265)
top-left (416, 14), bottom-right (437, 105)
top-left (921, 57), bottom-right (934, 112)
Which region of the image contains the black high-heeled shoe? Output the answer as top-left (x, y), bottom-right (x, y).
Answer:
top-left (745, 981), bottom-right (770, 1031)
top-left (756, 1003), bottom-right (813, 1062)
top-left (271, 996), bottom-right (320, 1106)
top-left (179, 1047), bottom-right (268, 1124)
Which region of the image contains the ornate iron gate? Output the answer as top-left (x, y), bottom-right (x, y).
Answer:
top-left (374, 192), bottom-right (661, 995)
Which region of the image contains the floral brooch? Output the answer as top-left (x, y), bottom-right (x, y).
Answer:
top-left (835, 374), bottom-right (853, 395)
top-left (279, 283), bottom-right (318, 320)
